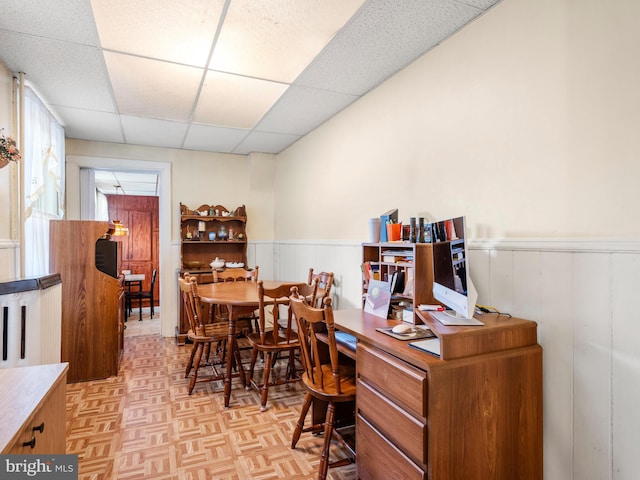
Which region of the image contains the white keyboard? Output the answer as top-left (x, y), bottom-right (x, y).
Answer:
top-left (430, 310), bottom-right (484, 326)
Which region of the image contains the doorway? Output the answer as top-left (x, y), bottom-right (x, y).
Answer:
top-left (67, 156), bottom-right (173, 338)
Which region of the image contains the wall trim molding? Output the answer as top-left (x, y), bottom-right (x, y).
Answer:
top-left (0, 239), bottom-right (18, 249)
top-left (469, 238), bottom-right (640, 253)
top-left (261, 238), bottom-right (640, 253)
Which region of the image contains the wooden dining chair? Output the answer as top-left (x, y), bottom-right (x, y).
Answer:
top-left (212, 266), bottom-right (259, 333)
top-left (179, 274), bottom-right (246, 395)
top-left (308, 268), bottom-right (334, 307)
top-left (245, 280), bottom-right (317, 411)
top-left (289, 287), bottom-right (356, 480)
top-left (133, 269), bottom-right (157, 320)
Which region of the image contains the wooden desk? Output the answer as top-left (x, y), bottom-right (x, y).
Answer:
top-left (197, 280), bottom-right (304, 408)
top-left (333, 309), bottom-right (543, 480)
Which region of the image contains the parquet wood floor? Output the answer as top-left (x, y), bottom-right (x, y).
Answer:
top-left (65, 331), bottom-right (357, 480)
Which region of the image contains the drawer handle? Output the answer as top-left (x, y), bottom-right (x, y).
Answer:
top-left (23, 436), bottom-right (36, 449)
top-left (33, 422), bottom-right (45, 434)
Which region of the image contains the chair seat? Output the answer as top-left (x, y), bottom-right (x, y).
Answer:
top-left (246, 331), bottom-right (299, 350)
top-left (301, 364), bottom-right (356, 402)
top-left (188, 322), bottom-right (229, 341)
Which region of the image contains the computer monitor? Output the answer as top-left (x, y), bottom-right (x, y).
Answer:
top-left (431, 216), bottom-right (480, 325)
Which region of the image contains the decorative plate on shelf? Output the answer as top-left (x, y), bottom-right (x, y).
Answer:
top-left (225, 262), bottom-right (244, 268)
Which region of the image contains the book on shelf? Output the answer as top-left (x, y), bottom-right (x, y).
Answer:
top-left (390, 270), bottom-right (405, 294)
top-left (403, 267), bottom-right (414, 296)
top-left (362, 262), bottom-right (372, 284)
top-left (381, 249), bottom-right (414, 256)
top-left (379, 209), bottom-right (398, 242)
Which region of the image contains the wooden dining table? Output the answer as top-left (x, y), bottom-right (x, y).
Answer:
top-left (197, 279), bottom-right (305, 408)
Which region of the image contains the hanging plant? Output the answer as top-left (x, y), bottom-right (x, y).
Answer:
top-left (0, 128), bottom-right (21, 169)
top-left (0, 128), bottom-right (21, 168)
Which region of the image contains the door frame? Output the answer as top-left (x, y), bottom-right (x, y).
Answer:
top-left (65, 155), bottom-right (174, 337)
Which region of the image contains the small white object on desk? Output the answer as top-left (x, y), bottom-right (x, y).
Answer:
top-left (418, 304), bottom-right (445, 311)
top-left (402, 308), bottom-right (414, 323)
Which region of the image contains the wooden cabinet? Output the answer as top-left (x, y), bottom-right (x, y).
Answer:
top-left (179, 203), bottom-right (248, 269)
top-left (176, 203), bottom-right (248, 343)
top-left (363, 242), bottom-right (435, 322)
top-left (0, 363), bottom-right (68, 453)
top-left (334, 309), bottom-right (543, 480)
top-left (50, 220), bottom-right (123, 382)
top-left (107, 195), bottom-right (159, 308)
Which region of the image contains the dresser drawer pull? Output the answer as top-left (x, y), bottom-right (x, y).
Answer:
top-left (23, 436), bottom-right (36, 449)
top-left (33, 422), bottom-right (45, 434)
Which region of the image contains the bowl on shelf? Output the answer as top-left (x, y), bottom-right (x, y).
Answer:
top-left (210, 258), bottom-right (225, 269)
top-left (184, 260), bottom-right (205, 269)
top-left (225, 262), bottom-right (244, 268)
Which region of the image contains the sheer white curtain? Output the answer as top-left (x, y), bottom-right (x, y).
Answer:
top-left (96, 189), bottom-right (109, 221)
top-left (23, 86), bottom-right (65, 277)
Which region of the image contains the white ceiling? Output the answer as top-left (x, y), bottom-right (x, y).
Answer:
top-left (94, 169), bottom-right (160, 196)
top-left (0, 0), bottom-right (500, 195)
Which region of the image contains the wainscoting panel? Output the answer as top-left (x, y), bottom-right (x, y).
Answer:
top-left (273, 242), bottom-right (362, 311)
top-left (539, 252), bottom-right (574, 480)
top-left (573, 252), bottom-right (612, 480)
top-left (266, 239), bottom-right (640, 480)
top-left (611, 253), bottom-right (640, 479)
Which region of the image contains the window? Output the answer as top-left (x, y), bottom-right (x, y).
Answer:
top-left (23, 86), bottom-right (65, 277)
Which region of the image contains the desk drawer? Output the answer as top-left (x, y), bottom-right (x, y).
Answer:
top-left (357, 342), bottom-right (427, 417)
top-left (357, 378), bottom-right (426, 464)
top-left (357, 414), bottom-right (425, 480)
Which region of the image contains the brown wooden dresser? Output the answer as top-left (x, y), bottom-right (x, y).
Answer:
top-left (333, 309), bottom-right (542, 480)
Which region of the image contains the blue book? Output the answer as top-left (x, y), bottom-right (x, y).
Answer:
top-left (379, 209), bottom-right (398, 242)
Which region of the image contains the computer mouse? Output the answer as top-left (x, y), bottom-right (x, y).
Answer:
top-left (392, 323), bottom-right (413, 334)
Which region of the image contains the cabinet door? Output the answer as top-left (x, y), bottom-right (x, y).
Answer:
top-left (7, 380), bottom-right (66, 454)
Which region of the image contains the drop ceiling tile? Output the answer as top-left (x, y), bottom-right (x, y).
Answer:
top-left (0, 0), bottom-right (502, 155)
top-left (183, 124), bottom-right (250, 153)
top-left (233, 130), bottom-right (301, 155)
top-left (113, 171), bottom-right (159, 184)
top-left (55, 106), bottom-right (124, 143)
top-left (210, 0), bottom-right (366, 83)
top-left (121, 115), bottom-right (189, 149)
top-left (0, 0), bottom-right (99, 45)
top-left (105, 52), bottom-right (203, 122)
top-left (194, 71), bottom-right (288, 129)
top-left (94, 170), bottom-right (159, 196)
top-left (257, 85), bottom-right (358, 136)
top-left (295, 0), bottom-right (488, 95)
top-left (91, 0), bottom-right (224, 67)
top-left (0, 31), bottom-right (116, 112)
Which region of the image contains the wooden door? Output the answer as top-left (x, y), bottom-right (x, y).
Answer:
top-left (107, 195), bottom-right (159, 307)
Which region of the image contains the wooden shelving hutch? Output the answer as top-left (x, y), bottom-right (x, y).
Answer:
top-left (176, 203), bottom-right (248, 343)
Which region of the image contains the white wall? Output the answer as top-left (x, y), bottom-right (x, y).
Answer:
top-left (0, 61), bottom-right (17, 281)
top-left (275, 0), bottom-right (640, 241)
